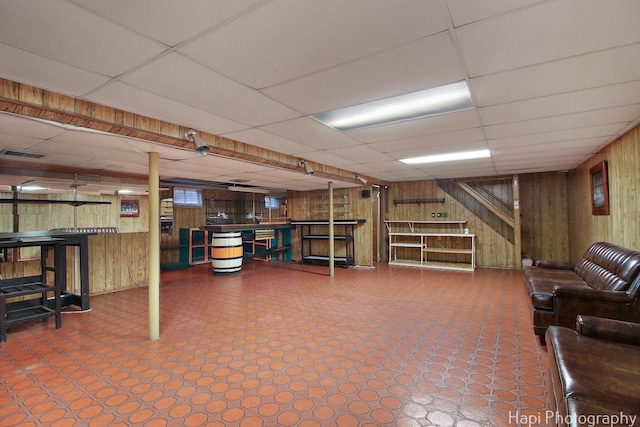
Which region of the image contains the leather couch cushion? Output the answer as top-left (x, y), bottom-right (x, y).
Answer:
top-left (523, 267), bottom-right (587, 309)
top-left (547, 326), bottom-right (640, 415)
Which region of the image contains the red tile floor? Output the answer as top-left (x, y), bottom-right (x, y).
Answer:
top-left (1, 261), bottom-right (550, 427)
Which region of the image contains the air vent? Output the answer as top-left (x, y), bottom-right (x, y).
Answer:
top-left (1, 149), bottom-right (45, 159)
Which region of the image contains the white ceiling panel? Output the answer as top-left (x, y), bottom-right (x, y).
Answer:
top-left (446, 0), bottom-right (543, 26)
top-left (263, 33), bottom-right (465, 114)
top-left (1, 1), bottom-right (640, 191)
top-left (68, 0), bottom-right (263, 47)
top-left (0, 43), bottom-right (110, 97)
top-left (457, 0), bottom-right (640, 77)
top-left (325, 145), bottom-right (393, 164)
top-left (479, 80), bottom-right (640, 126)
top-left (295, 151), bottom-right (356, 168)
top-left (471, 43), bottom-right (640, 106)
top-left (0, 135), bottom-right (49, 151)
top-left (484, 105), bottom-right (640, 140)
top-left (487, 124), bottom-right (623, 149)
top-left (88, 82), bottom-right (248, 135)
top-left (120, 53), bottom-right (301, 126)
top-left (260, 118), bottom-right (361, 151)
top-left (0, 0), bottom-right (165, 77)
top-left (222, 129), bottom-right (311, 155)
top-left (348, 110), bottom-right (482, 144)
top-left (369, 128), bottom-right (485, 154)
top-left (0, 114), bottom-right (67, 139)
top-left (179, 0), bottom-right (447, 89)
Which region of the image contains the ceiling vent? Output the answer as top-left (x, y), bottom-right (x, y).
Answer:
top-left (1, 149), bottom-right (45, 159)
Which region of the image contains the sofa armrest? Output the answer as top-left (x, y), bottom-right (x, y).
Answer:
top-left (553, 285), bottom-right (631, 302)
top-left (576, 315), bottom-right (640, 346)
top-left (553, 286), bottom-right (636, 329)
top-left (535, 260), bottom-right (575, 270)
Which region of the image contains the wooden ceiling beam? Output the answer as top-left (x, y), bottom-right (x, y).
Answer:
top-left (0, 78), bottom-right (374, 186)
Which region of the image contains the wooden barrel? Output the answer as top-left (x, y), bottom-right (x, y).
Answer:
top-left (210, 232), bottom-right (243, 274)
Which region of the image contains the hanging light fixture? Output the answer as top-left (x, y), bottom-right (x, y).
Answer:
top-left (184, 129), bottom-right (211, 156)
top-left (354, 174), bottom-right (367, 185)
top-left (298, 159), bottom-right (314, 176)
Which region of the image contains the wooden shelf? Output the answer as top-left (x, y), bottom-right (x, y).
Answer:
top-left (386, 220), bottom-right (475, 272)
top-left (292, 219), bottom-right (364, 267)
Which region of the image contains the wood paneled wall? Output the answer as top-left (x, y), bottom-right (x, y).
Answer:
top-left (287, 186), bottom-right (374, 267)
top-left (567, 124), bottom-right (640, 260)
top-left (386, 180), bottom-right (514, 268)
top-left (519, 172), bottom-right (570, 263)
top-left (0, 233), bottom-right (149, 296)
top-left (0, 193), bottom-right (149, 234)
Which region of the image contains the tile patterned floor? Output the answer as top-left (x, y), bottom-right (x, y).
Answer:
top-left (0, 262), bottom-right (549, 427)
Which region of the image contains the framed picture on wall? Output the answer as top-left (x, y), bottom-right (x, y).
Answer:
top-left (120, 199), bottom-right (140, 218)
top-left (590, 160), bottom-right (610, 216)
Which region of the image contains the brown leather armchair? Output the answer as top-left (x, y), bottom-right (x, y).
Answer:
top-left (523, 242), bottom-right (640, 344)
top-left (546, 316), bottom-right (640, 425)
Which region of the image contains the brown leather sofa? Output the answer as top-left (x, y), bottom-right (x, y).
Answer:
top-left (546, 316), bottom-right (640, 426)
top-left (522, 242), bottom-right (640, 344)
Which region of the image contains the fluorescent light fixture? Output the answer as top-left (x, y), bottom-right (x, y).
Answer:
top-left (311, 81), bottom-right (473, 131)
top-left (400, 149), bottom-right (490, 165)
top-left (19, 185), bottom-right (49, 191)
top-left (117, 189), bottom-right (134, 194)
top-left (227, 185), bottom-right (270, 194)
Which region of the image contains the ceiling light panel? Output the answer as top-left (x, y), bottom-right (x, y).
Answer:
top-left (400, 149), bottom-right (490, 165)
top-left (312, 81), bottom-right (473, 131)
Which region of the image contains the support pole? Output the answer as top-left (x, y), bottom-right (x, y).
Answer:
top-left (328, 182), bottom-right (334, 277)
top-left (513, 174), bottom-right (522, 269)
top-left (149, 152), bottom-right (160, 340)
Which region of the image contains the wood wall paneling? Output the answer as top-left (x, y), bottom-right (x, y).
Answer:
top-left (567, 124), bottom-right (640, 260)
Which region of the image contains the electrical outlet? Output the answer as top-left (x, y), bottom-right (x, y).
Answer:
top-left (440, 212), bottom-right (447, 218)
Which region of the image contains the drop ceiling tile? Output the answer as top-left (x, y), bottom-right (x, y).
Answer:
top-left (88, 82), bottom-right (248, 135)
top-left (260, 117), bottom-right (361, 150)
top-left (263, 33), bottom-right (464, 114)
top-left (325, 145), bottom-right (392, 164)
top-left (222, 128), bottom-right (311, 155)
top-left (364, 160), bottom-right (410, 173)
top-left (0, 113), bottom-right (67, 139)
top-left (68, 0), bottom-right (263, 47)
top-left (0, 135), bottom-right (47, 151)
top-left (0, 43), bottom-right (111, 97)
top-left (120, 53), bottom-right (300, 126)
top-left (295, 151), bottom-right (355, 168)
top-left (471, 43), bottom-right (640, 106)
top-left (347, 110), bottom-right (481, 143)
top-left (487, 124), bottom-right (621, 149)
top-left (369, 171), bottom-right (405, 181)
top-left (456, 0), bottom-right (640, 77)
top-left (179, 0), bottom-right (446, 88)
top-left (492, 144), bottom-right (598, 159)
top-left (36, 139), bottom-right (149, 164)
top-left (369, 127), bottom-right (485, 153)
top-left (446, 0), bottom-right (543, 26)
top-left (434, 167), bottom-right (498, 180)
top-left (479, 80), bottom-right (640, 126)
top-left (0, 0), bottom-right (165, 77)
top-left (484, 105), bottom-right (640, 139)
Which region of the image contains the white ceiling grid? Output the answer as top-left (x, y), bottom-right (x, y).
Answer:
top-left (0, 0), bottom-right (638, 193)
